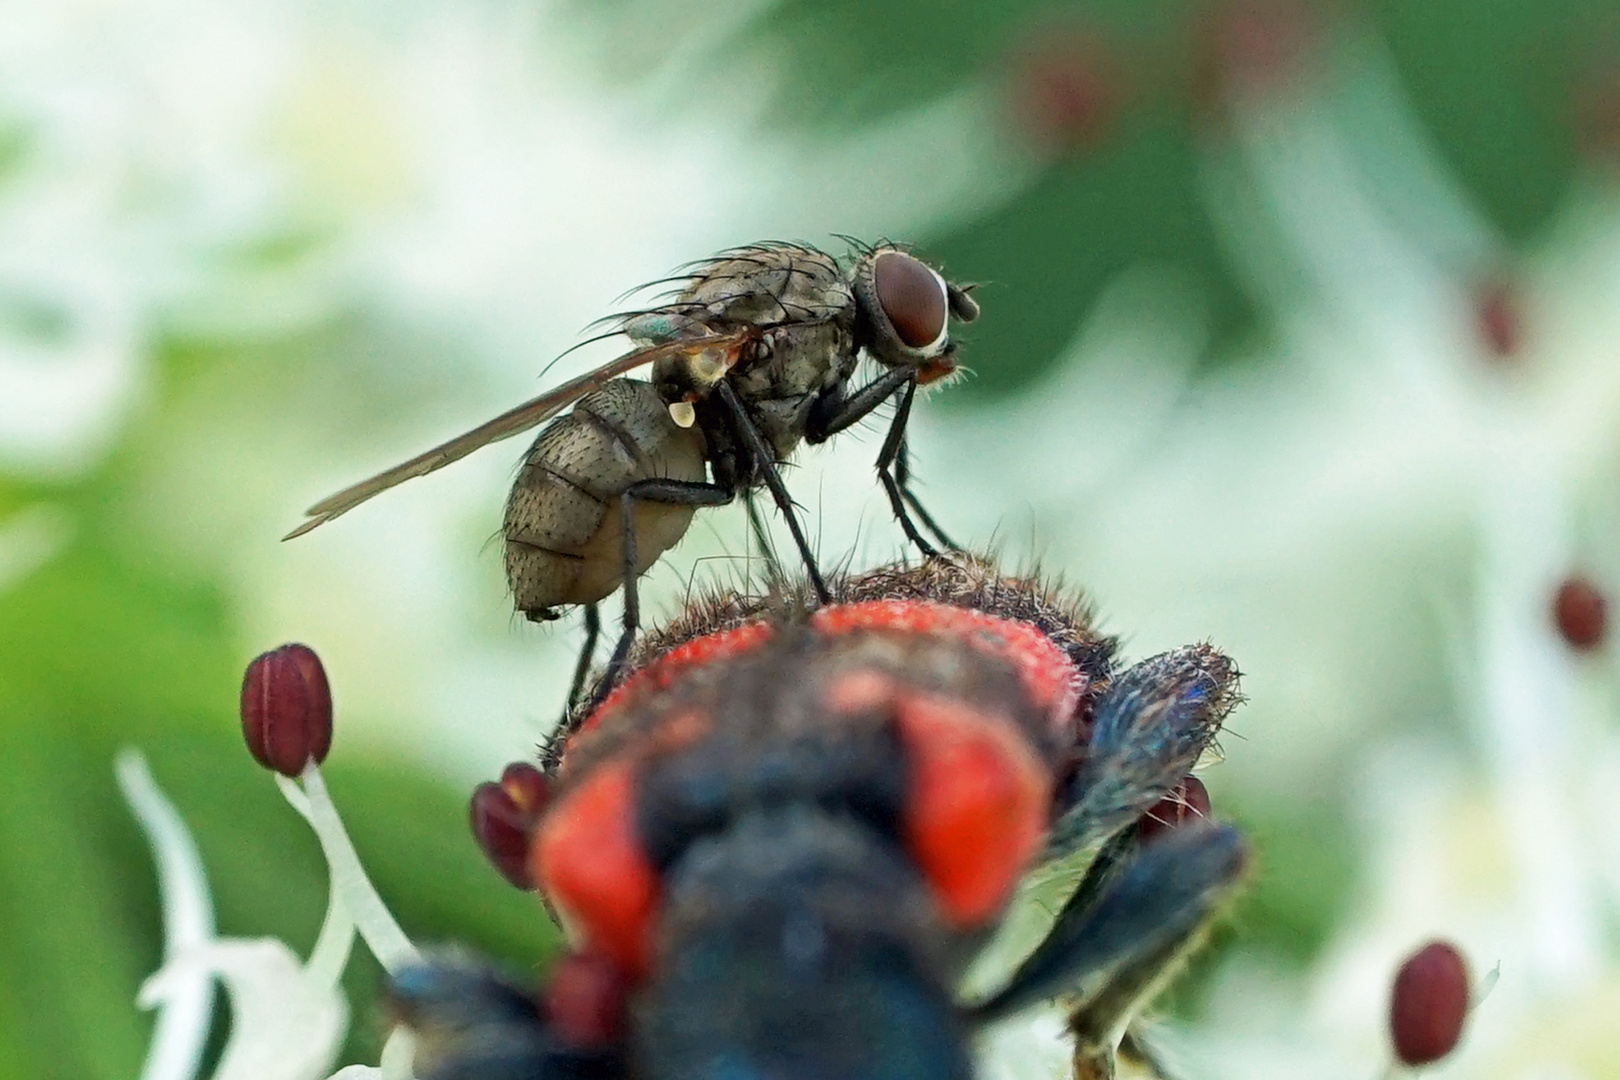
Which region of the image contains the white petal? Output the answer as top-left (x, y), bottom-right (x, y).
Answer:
top-left (146, 938), bottom-right (349, 1080)
top-left (278, 768), bottom-right (419, 972)
top-left (118, 750), bottom-right (217, 1080)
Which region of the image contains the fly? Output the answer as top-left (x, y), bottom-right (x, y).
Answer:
top-left (284, 241), bottom-right (980, 708)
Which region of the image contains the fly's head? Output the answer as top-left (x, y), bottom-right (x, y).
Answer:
top-left (849, 247), bottom-right (979, 384)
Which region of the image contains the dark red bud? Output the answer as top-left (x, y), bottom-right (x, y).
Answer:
top-left (1006, 28), bottom-right (1118, 155)
top-left (1390, 941), bottom-right (1470, 1066)
top-left (240, 644), bottom-right (333, 777)
top-left (1553, 577), bottom-right (1607, 651)
top-left (470, 762), bottom-right (551, 889)
top-left (543, 951), bottom-right (628, 1049)
top-left (1476, 279), bottom-right (1521, 358)
top-left (1136, 776), bottom-right (1211, 843)
top-left (501, 761), bottom-right (550, 815)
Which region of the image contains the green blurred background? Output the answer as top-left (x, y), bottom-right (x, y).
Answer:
top-left (3, 0), bottom-right (1618, 1077)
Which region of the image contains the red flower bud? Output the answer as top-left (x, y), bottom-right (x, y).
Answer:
top-left (1136, 775), bottom-right (1211, 843)
top-left (1389, 940), bottom-right (1470, 1066)
top-left (240, 644), bottom-right (333, 777)
top-left (543, 951), bottom-right (628, 1049)
top-left (469, 762), bottom-right (551, 889)
top-left (1553, 577), bottom-right (1607, 651)
top-left (1475, 278), bottom-right (1522, 358)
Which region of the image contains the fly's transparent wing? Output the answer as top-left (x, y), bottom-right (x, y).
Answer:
top-left (283, 330), bottom-right (752, 540)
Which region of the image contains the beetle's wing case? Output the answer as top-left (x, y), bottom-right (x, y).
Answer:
top-left (505, 380), bottom-right (706, 616)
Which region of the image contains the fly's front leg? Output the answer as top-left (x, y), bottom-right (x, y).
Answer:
top-left (891, 426), bottom-right (958, 551)
top-left (872, 378), bottom-right (957, 557)
top-left (806, 366), bottom-right (955, 559)
top-left (585, 477), bottom-right (733, 715)
top-left (715, 380), bottom-right (830, 604)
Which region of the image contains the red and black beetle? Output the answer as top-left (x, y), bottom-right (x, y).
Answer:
top-left (392, 556), bottom-right (1247, 1080)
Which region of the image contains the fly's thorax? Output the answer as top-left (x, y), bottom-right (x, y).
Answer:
top-left (635, 807), bottom-right (973, 1080)
top-left (675, 245), bottom-right (849, 328)
top-left (503, 380), bottom-right (706, 615)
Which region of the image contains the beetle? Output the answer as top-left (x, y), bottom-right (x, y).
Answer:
top-left (285, 242), bottom-right (979, 709)
top-left (393, 555), bottom-right (1247, 1080)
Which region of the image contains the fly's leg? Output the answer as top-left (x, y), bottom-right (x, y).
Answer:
top-left (892, 428), bottom-right (959, 551)
top-left (562, 604), bottom-right (601, 717)
top-left (743, 490), bottom-right (784, 584)
top-left (872, 379), bottom-right (967, 557)
top-left (805, 366), bottom-right (956, 559)
top-left (715, 380), bottom-right (830, 604)
top-left (585, 477), bottom-right (734, 716)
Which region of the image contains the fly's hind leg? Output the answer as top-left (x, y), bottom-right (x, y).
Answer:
top-left (562, 604), bottom-right (601, 716)
top-left (584, 477), bottom-right (733, 715)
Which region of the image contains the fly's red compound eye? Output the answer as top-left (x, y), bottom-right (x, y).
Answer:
top-left (892, 693), bottom-right (1050, 928)
top-left (533, 759), bottom-right (660, 980)
top-left (811, 600), bottom-right (1082, 727)
top-left (872, 251), bottom-right (949, 351)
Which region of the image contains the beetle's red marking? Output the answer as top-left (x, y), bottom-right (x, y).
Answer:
top-left (892, 693), bottom-right (1050, 928)
top-left (533, 758), bottom-right (660, 980)
top-left (822, 669), bottom-right (900, 715)
top-left (542, 950), bottom-right (630, 1049)
top-left (581, 621), bottom-right (775, 736)
top-left (811, 600), bottom-right (1081, 728)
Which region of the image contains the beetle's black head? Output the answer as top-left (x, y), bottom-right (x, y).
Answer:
top-left (636, 806), bottom-right (971, 1080)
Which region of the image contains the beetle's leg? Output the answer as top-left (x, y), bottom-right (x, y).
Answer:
top-left (562, 604), bottom-right (601, 716)
top-left (966, 822), bottom-right (1247, 1049)
top-left (584, 477), bottom-right (734, 716)
top-left (1041, 645), bottom-right (1240, 865)
top-left (389, 957), bottom-right (626, 1080)
top-left (714, 381), bottom-right (830, 604)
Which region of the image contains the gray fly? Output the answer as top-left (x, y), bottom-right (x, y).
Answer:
top-left (284, 241), bottom-right (979, 706)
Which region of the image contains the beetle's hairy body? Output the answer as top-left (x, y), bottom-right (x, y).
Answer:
top-left (505, 380), bottom-right (706, 617)
top-left (395, 555), bottom-right (1250, 1080)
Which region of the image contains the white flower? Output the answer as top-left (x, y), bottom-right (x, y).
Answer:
top-left (119, 750), bottom-right (419, 1080)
